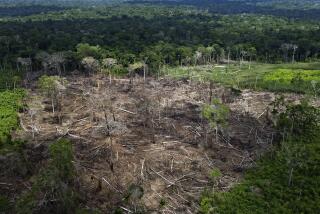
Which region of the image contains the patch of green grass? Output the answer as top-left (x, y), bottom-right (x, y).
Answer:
top-left (264, 69), bottom-right (320, 82)
top-left (165, 62), bottom-right (320, 94)
top-left (165, 63), bottom-right (274, 87)
top-left (261, 68), bottom-right (320, 94)
top-left (210, 169), bottom-right (222, 179)
top-left (277, 62), bottom-right (320, 70)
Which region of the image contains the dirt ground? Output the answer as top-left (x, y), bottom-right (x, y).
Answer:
top-left (12, 75), bottom-right (282, 213)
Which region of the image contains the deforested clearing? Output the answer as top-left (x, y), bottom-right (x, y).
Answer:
top-left (4, 74), bottom-right (314, 212)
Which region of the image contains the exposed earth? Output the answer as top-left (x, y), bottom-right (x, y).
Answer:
top-left (5, 75), bottom-right (315, 213)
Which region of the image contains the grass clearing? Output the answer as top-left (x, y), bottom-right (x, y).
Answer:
top-left (165, 62), bottom-right (320, 94)
top-left (262, 68), bottom-right (320, 94)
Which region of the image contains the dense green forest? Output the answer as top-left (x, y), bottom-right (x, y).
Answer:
top-left (1, 4), bottom-right (320, 90)
top-left (131, 0), bottom-right (320, 20)
top-left (0, 1), bottom-right (319, 213)
top-left (0, 5), bottom-right (66, 17)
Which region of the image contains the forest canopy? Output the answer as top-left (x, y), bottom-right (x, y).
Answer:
top-left (0, 5), bottom-right (319, 81)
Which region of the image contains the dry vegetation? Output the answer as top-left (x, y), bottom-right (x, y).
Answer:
top-left (7, 74), bottom-right (306, 213)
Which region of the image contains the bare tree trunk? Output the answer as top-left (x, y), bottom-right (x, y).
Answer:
top-left (58, 65), bottom-right (62, 77)
top-left (205, 128), bottom-right (208, 146)
top-left (143, 64), bottom-right (146, 83)
top-left (58, 94), bottom-right (63, 124)
top-left (292, 49), bottom-right (297, 63)
top-left (288, 167), bottom-right (294, 186)
top-left (30, 114), bottom-right (35, 139)
top-left (16, 63), bottom-right (20, 73)
top-left (158, 64), bottom-right (161, 80)
top-left (150, 117), bottom-right (155, 144)
top-left (51, 96), bottom-right (55, 114)
top-left (215, 127), bottom-right (218, 143)
top-left (209, 80), bottom-right (213, 103)
top-left (109, 71), bottom-right (112, 84)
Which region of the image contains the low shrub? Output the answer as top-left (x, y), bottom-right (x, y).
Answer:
top-left (0, 90), bottom-right (25, 150)
top-left (16, 139), bottom-right (79, 214)
top-left (200, 101), bottom-right (320, 213)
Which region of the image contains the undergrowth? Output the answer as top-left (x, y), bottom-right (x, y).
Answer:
top-left (0, 90), bottom-right (25, 152)
top-left (0, 69), bottom-right (23, 91)
top-left (200, 99), bottom-right (320, 213)
top-left (15, 139), bottom-right (79, 214)
top-left (262, 69), bottom-right (320, 94)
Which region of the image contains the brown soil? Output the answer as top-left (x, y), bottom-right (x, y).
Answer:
top-left (10, 75), bottom-right (279, 213)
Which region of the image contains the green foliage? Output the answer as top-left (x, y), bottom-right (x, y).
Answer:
top-left (76, 43), bottom-right (103, 60)
top-left (159, 198), bottom-right (167, 208)
top-left (167, 62), bottom-right (320, 94)
top-left (2, 0), bottom-right (320, 20)
top-left (276, 100), bottom-right (320, 141)
top-left (38, 75), bottom-right (66, 114)
top-left (210, 168), bottom-right (222, 180)
top-left (202, 99), bottom-right (230, 130)
top-left (0, 90), bottom-right (25, 145)
top-left (111, 64), bottom-right (127, 77)
top-left (38, 75), bottom-right (62, 95)
top-left (0, 5), bottom-right (201, 22)
top-left (75, 208), bottom-right (101, 214)
top-left (0, 69), bottom-right (24, 90)
top-left (0, 196), bottom-right (12, 213)
top-left (262, 68), bottom-right (320, 94)
top-left (101, 58), bottom-right (128, 77)
top-left (16, 139), bottom-right (78, 214)
top-left (264, 69), bottom-right (320, 82)
top-left (201, 142), bottom-right (320, 213)
top-left (49, 138), bottom-right (75, 181)
top-left (1, 4), bottom-right (320, 75)
top-left (200, 101), bottom-right (320, 214)
top-left (124, 184), bottom-right (144, 202)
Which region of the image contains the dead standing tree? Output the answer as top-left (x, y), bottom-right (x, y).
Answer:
top-left (102, 58), bottom-right (117, 84)
top-left (16, 57), bottom-right (32, 87)
top-left (28, 109), bottom-right (39, 139)
top-left (35, 52), bottom-right (66, 76)
top-left (50, 52), bottom-right (66, 76)
top-left (88, 95), bottom-right (125, 174)
top-left (135, 95), bottom-right (157, 144)
top-left (129, 62), bottom-right (145, 85)
top-left (16, 57), bottom-right (32, 73)
top-left (142, 57), bottom-right (148, 83)
top-left (280, 43), bottom-right (298, 63)
top-left (35, 51), bottom-right (50, 74)
top-left (81, 57), bottom-right (100, 76)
